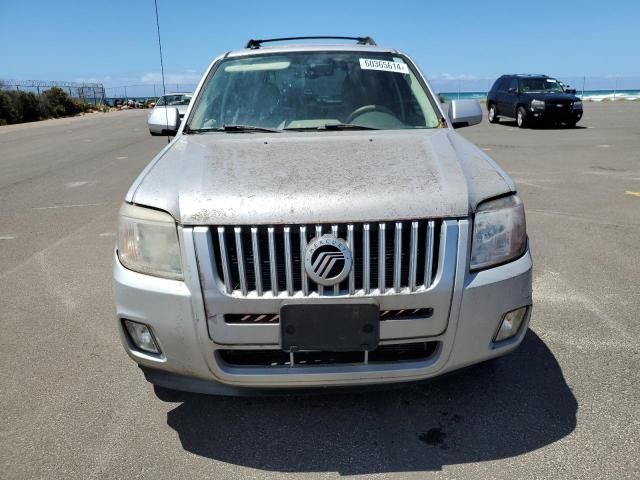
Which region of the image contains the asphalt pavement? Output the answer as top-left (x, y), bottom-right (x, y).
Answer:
top-left (1, 104), bottom-right (638, 479)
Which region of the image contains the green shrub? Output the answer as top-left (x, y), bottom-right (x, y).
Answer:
top-left (40, 87), bottom-right (74, 117)
top-left (18, 91), bottom-right (42, 122)
top-left (0, 87), bottom-right (92, 125)
top-left (0, 91), bottom-right (21, 124)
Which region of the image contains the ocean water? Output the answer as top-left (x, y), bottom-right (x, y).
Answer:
top-left (439, 89), bottom-right (640, 102)
top-left (103, 89), bottom-right (640, 106)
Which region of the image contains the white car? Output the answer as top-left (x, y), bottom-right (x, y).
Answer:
top-left (147, 92), bottom-right (193, 135)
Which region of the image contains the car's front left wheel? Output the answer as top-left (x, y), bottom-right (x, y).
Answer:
top-left (516, 107), bottom-right (527, 128)
top-left (488, 104), bottom-right (499, 123)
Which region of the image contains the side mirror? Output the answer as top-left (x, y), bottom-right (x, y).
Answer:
top-left (508, 87), bottom-right (517, 94)
top-left (448, 99), bottom-right (483, 128)
top-left (565, 88), bottom-right (577, 94)
top-left (148, 107), bottom-right (180, 135)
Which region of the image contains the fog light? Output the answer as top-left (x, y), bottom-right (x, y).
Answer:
top-left (493, 307), bottom-right (529, 342)
top-left (123, 319), bottom-right (160, 353)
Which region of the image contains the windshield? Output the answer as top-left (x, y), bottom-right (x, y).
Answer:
top-left (188, 52), bottom-right (441, 131)
top-left (519, 78), bottom-right (565, 94)
top-left (156, 94), bottom-right (192, 106)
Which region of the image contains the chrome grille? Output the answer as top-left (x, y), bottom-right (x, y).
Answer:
top-left (211, 220), bottom-right (441, 297)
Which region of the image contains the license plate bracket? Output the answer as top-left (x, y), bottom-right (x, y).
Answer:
top-left (280, 300), bottom-right (379, 352)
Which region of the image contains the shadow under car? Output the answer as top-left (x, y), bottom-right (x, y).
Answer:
top-left (163, 330), bottom-right (577, 475)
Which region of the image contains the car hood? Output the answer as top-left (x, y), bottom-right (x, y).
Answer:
top-left (521, 92), bottom-right (579, 102)
top-left (128, 129), bottom-right (514, 225)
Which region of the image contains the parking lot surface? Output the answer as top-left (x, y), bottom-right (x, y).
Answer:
top-left (1, 103), bottom-right (639, 479)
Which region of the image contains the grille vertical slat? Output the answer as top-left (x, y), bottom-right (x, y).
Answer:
top-left (315, 225), bottom-right (323, 296)
top-left (378, 223), bottom-right (386, 293)
top-left (267, 227), bottom-right (278, 296)
top-left (347, 224), bottom-right (355, 295)
top-left (234, 227), bottom-right (248, 296)
top-left (299, 226), bottom-right (309, 295)
top-left (363, 224), bottom-right (371, 294)
top-left (217, 227), bottom-right (232, 294)
top-left (251, 227), bottom-right (263, 296)
top-left (425, 220), bottom-right (435, 288)
top-left (283, 226), bottom-right (294, 296)
top-left (409, 221), bottom-right (418, 292)
top-left (211, 220), bottom-right (442, 297)
top-left (393, 222), bottom-right (402, 293)
top-left (331, 225), bottom-right (339, 295)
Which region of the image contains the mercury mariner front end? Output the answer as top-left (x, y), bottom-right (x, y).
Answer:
top-left (114, 195), bottom-right (532, 394)
top-left (113, 40), bottom-right (532, 395)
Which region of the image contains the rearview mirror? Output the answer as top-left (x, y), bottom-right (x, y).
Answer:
top-left (148, 107), bottom-right (180, 136)
top-left (448, 99), bottom-right (483, 128)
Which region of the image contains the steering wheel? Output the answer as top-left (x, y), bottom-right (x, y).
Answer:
top-left (346, 104), bottom-right (395, 124)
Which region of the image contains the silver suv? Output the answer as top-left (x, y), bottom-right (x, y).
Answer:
top-left (113, 36), bottom-right (532, 395)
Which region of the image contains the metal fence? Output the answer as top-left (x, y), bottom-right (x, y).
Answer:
top-left (104, 84), bottom-right (198, 102)
top-left (0, 79), bottom-right (106, 105)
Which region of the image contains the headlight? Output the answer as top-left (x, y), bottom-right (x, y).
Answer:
top-left (530, 99), bottom-right (545, 110)
top-left (470, 195), bottom-right (527, 270)
top-left (117, 203), bottom-right (183, 279)
top-left (573, 101), bottom-right (583, 109)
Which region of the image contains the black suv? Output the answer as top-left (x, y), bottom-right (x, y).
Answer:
top-left (487, 74), bottom-right (583, 128)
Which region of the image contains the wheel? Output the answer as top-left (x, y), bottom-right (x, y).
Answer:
top-left (516, 107), bottom-right (527, 128)
top-left (150, 130), bottom-right (161, 136)
top-left (565, 121), bottom-right (578, 128)
top-left (488, 104), bottom-right (499, 123)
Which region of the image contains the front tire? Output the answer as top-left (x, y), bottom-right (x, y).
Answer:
top-left (488, 104), bottom-right (499, 123)
top-left (516, 107), bottom-right (527, 128)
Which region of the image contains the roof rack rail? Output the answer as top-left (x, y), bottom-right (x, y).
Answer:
top-left (244, 36), bottom-right (376, 49)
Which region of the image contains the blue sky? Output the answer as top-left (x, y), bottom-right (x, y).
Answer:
top-left (1, 0), bottom-right (639, 92)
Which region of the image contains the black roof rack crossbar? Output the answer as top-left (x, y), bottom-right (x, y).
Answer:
top-left (245, 36), bottom-right (376, 49)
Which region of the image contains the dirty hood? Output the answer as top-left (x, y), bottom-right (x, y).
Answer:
top-left (129, 129), bottom-right (514, 225)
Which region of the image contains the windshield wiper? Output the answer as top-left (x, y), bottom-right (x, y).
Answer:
top-left (322, 123), bottom-right (379, 131)
top-left (221, 124), bottom-right (281, 133)
top-left (186, 124), bottom-right (281, 134)
top-left (284, 123), bottom-right (379, 131)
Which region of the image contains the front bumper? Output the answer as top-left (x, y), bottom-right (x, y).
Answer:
top-left (528, 107), bottom-right (582, 123)
top-left (113, 221), bottom-right (533, 394)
